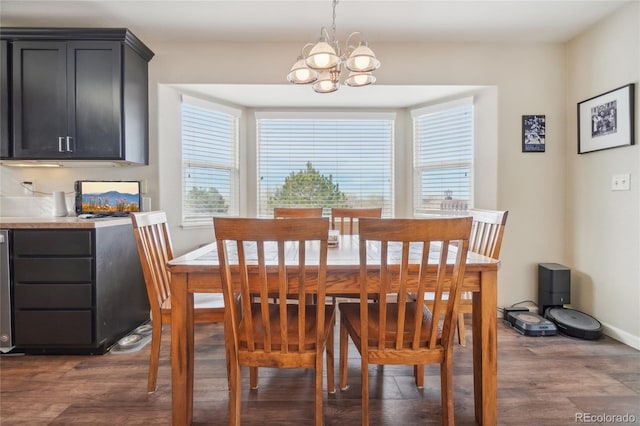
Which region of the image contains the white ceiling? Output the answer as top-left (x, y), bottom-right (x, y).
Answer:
top-left (1, 0), bottom-right (631, 44)
top-left (1, 0), bottom-right (631, 107)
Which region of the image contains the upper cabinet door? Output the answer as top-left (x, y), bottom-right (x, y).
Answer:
top-left (68, 41), bottom-right (122, 159)
top-left (11, 41), bottom-right (123, 160)
top-left (12, 41), bottom-right (68, 159)
top-left (1, 40), bottom-right (10, 158)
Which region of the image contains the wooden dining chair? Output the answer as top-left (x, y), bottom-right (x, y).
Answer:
top-left (330, 207), bottom-right (382, 235)
top-left (338, 217), bottom-right (472, 425)
top-left (273, 207), bottom-right (324, 218)
top-left (131, 211), bottom-right (226, 393)
top-left (425, 209), bottom-right (509, 346)
top-left (458, 209), bottom-right (508, 345)
top-left (214, 217), bottom-right (336, 426)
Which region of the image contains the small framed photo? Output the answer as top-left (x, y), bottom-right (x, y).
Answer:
top-left (578, 83), bottom-right (635, 154)
top-left (522, 115), bottom-right (546, 152)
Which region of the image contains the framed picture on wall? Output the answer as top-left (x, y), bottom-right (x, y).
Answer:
top-left (522, 115), bottom-right (546, 152)
top-left (577, 83), bottom-right (635, 154)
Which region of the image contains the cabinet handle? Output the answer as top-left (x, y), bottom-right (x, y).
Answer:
top-left (58, 136), bottom-right (65, 153)
top-left (66, 136), bottom-right (73, 152)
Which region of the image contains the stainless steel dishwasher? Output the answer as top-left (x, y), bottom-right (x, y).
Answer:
top-left (0, 230), bottom-right (14, 353)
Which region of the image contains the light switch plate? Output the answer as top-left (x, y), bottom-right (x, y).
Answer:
top-left (611, 173), bottom-right (630, 191)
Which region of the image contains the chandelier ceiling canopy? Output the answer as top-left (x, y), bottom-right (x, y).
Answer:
top-left (287, 0), bottom-right (381, 94)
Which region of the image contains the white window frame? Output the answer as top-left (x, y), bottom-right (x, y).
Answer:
top-left (181, 95), bottom-right (240, 226)
top-left (412, 97), bottom-right (474, 217)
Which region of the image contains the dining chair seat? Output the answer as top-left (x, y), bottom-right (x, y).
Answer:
top-left (340, 302), bottom-right (440, 348)
top-left (238, 304), bottom-right (335, 352)
top-left (158, 293), bottom-right (225, 321)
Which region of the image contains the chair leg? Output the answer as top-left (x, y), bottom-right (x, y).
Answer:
top-left (457, 313), bottom-right (466, 346)
top-left (250, 367), bottom-right (259, 389)
top-left (440, 356), bottom-right (455, 426)
top-left (326, 323), bottom-right (336, 393)
top-left (147, 322), bottom-right (162, 393)
top-left (339, 322), bottom-right (349, 390)
top-left (228, 358), bottom-right (242, 426)
top-left (361, 357), bottom-right (369, 426)
top-left (315, 349), bottom-right (324, 426)
top-left (414, 364), bottom-right (424, 388)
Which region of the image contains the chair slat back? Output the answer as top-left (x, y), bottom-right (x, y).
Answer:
top-left (468, 209), bottom-right (508, 259)
top-left (214, 218), bottom-right (329, 355)
top-left (330, 207), bottom-right (382, 235)
top-left (273, 207), bottom-right (323, 219)
top-left (358, 217), bottom-right (472, 352)
top-left (131, 211), bottom-right (174, 320)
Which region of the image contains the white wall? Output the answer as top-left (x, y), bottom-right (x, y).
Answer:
top-left (565, 2), bottom-right (640, 348)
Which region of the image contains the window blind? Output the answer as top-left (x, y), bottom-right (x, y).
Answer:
top-left (413, 100), bottom-right (473, 216)
top-left (181, 97), bottom-right (239, 224)
top-left (257, 116), bottom-right (393, 217)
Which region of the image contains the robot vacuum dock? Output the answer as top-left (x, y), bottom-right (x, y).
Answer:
top-left (504, 308), bottom-right (558, 336)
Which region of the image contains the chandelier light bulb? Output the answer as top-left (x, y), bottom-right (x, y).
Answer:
top-left (287, 58), bottom-right (318, 84)
top-left (314, 53), bottom-right (331, 68)
top-left (345, 43), bottom-right (380, 73)
top-left (313, 69), bottom-right (339, 93)
top-left (306, 41), bottom-right (340, 70)
top-left (345, 71), bottom-right (376, 87)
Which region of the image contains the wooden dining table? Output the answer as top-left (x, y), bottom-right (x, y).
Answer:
top-left (167, 234), bottom-right (499, 425)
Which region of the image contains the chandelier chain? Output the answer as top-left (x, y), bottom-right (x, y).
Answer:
top-left (331, 0), bottom-right (338, 39)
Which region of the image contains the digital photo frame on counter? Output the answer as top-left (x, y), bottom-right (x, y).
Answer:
top-left (74, 180), bottom-right (141, 217)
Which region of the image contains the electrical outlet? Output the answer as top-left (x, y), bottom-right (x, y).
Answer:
top-left (611, 173), bottom-right (630, 191)
top-left (21, 179), bottom-right (35, 195)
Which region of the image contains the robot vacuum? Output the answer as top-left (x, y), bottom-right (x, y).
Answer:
top-left (544, 307), bottom-right (603, 340)
top-left (538, 263), bottom-right (603, 340)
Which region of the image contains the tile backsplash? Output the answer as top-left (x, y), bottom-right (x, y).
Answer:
top-left (0, 195), bottom-right (76, 217)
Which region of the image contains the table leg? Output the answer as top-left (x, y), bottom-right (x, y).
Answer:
top-left (472, 270), bottom-right (497, 425)
top-left (171, 272), bottom-right (195, 425)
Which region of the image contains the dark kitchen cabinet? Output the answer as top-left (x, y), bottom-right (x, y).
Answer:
top-left (11, 225), bottom-right (150, 353)
top-left (1, 28), bottom-right (154, 164)
top-left (1, 40), bottom-right (9, 158)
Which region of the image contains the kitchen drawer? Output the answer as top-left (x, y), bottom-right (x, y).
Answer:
top-left (14, 283), bottom-right (92, 309)
top-left (13, 230), bottom-right (93, 256)
top-left (14, 310), bottom-right (93, 345)
top-left (13, 258), bottom-right (92, 282)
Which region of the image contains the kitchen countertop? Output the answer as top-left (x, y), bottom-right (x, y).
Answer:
top-left (0, 216), bottom-right (133, 229)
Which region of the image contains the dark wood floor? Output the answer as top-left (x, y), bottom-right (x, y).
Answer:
top-left (1, 317), bottom-right (639, 425)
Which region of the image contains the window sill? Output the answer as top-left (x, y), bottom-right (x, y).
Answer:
top-left (180, 221), bottom-right (213, 229)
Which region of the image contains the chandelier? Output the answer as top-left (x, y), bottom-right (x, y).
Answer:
top-left (287, 0), bottom-right (381, 93)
